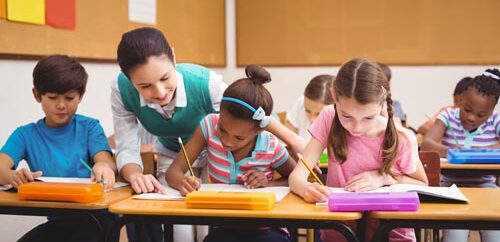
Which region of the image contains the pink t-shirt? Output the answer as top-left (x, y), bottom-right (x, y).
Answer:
top-left (309, 105), bottom-right (417, 187)
top-left (309, 105), bottom-right (418, 242)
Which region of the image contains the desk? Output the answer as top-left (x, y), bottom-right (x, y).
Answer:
top-left (107, 193), bottom-right (362, 242)
top-left (0, 187), bottom-right (133, 241)
top-left (441, 160), bottom-right (500, 176)
top-left (370, 188), bottom-right (500, 242)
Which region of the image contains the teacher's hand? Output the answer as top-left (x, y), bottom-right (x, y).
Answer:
top-left (129, 173), bottom-right (166, 194)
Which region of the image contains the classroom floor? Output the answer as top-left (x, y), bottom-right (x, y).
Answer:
top-left (118, 228), bottom-right (482, 242)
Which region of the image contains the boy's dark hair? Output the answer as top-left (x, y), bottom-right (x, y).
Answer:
top-left (469, 68), bottom-right (500, 103)
top-left (453, 77), bottom-right (473, 96)
top-left (377, 62), bottom-right (392, 82)
top-left (304, 74), bottom-right (335, 105)
top-left (33, 55), bottom-right (87, 95)
top-left (117, 27), bottom-right (174, 77)
top-left (221, 64), bottom-right (273, 126)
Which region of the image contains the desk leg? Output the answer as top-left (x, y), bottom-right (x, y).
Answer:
top-left (163, 223), bottom-right (173, 242)
top-left (370, 220), bottom-right (394, 242)
top-left (333, 221), bottom-right (359, 242)
top-left (106, 216), bottom-right (128, 242)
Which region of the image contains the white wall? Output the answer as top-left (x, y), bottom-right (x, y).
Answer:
top-left (0, 0), bottom-right (498, 240)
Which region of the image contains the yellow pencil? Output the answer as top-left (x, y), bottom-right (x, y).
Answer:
top-left (297, 153), bottom-right (324, 186)
top-left (178, 137), bottom-right (195, 177)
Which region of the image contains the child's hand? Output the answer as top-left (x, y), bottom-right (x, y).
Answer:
top-left (93, 163), bottom-right (116, 192)
top-left (179, 176), bottom-right (201, 196)
top-left (345, 170), bottom-right (393, 192)
top-left (301, 182), bottom-right (331, 203)
top-left (241, 170), bottom-right (268, 189)
top-left (9, 168), bottom-right (42, 189)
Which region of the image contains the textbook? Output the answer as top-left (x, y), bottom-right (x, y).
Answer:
top-left (317, 184), bottom-right (468, 205)
top-left (133, 184), bottom-right (290, 202)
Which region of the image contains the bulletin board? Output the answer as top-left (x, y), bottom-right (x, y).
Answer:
top-left (236, 0), bottom-right (500, 66)
top-left (0, 0), bottom-right (226, 66)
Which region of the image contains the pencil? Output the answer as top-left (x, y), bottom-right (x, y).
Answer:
top-left (297, 153), bottom-right (324, 186)
top-left (178, 137), bottom-right (195, 177)
top-left (79, 159), bottom-right (105, 185)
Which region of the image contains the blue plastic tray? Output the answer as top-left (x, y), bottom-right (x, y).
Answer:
top-left (447, 149), bottom-right (500, 164)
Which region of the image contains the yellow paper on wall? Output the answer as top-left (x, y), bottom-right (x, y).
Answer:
top-left (0, 0), bottom-right (6, 19)
top-left (7, 0), bottom-right (45, 25)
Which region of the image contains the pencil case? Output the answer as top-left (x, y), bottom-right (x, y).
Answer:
top-left (185, 191), bottom-right (276, 210)
top-left (447, 149), bottom-right (500, 164)
top-left (18, 182), bottom-right (104, 203)
top-left (328, 192), bottom-right (420, 211)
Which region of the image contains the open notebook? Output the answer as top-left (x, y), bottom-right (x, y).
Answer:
top-left (317, 184), bottom-right (468, 206)
top-left (0, 161), bottom-right (129, 190)
top-left (133, 184), bottom-right (290, 202)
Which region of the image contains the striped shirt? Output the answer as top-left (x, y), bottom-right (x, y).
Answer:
top-left (437, 107), bottom-right (500, 186)
top-left (200, 114), bottom-right (289, 184)
top-left (437, 107), bottom-right (500, 148)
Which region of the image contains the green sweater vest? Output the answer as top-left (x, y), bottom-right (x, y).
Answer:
top-left (118, 63), bottom-right (215, 152)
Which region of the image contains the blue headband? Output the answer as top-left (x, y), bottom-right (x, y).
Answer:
top-left (221, 97), bottom-right (271, 128)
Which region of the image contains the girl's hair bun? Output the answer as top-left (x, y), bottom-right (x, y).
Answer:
top-left (245, 64), bottom-right (271, 84)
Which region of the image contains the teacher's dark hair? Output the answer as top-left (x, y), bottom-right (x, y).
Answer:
top-left (117, 27), bottom-right (174, 77)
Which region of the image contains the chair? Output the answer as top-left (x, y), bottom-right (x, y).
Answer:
top-left (419, 151), bottom-right (441, 187)
top-left (140, 151), bottom-right (157, 176)
top-left (418, 151), bottom-right (441, 242)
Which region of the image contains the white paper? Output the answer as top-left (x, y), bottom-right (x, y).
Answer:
top-left (36, 177), bottom-right (129, 189)
top-left (128, 0), bottom-right (156, 25)
top-left (133, 184), bottom-right (290, 202)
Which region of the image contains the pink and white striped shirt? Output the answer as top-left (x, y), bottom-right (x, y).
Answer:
top-left (200, 114), bottom-right (289, 184)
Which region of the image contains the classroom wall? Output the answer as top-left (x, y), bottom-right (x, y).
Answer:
top-left (0, 0), bottom-right (498, 240)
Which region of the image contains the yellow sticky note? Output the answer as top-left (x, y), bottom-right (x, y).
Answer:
top-left (0, 0), bottom-right (6, 19)
top-left (7, 0), bottom-right (45, 25)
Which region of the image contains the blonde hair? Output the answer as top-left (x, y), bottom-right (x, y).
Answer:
top-left (328, 58), bottom-right (399, 175)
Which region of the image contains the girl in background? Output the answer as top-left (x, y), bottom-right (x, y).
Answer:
top-left (285, 74), bottom-right (335, 140)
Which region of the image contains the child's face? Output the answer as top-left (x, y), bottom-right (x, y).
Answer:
top-left (217, 110), bottom-right (260, 153)
top-left (335, 96), bottom-right (383, 137)
top-left (129, 55), bottom-right (177, 106)
top-left (304, 97), bottom-right (327, 123)
top-left (459, 87), bottom-right (496, 131)
top-left (34, 89), bottom-right (82, 128)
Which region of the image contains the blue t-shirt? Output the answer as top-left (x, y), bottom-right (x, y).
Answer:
top-left (0, 114), bottom-right (111, 178)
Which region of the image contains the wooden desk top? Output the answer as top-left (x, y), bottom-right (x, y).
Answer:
top-left (109, 192), bottom-right (362, 221)
top-left (0, 187), bottom-right (133, 210)
top-left (370, 188), bottom-right (500, 221)
top-left (440, 160), bottom-right (500, 171)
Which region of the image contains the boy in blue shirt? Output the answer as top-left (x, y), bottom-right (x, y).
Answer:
top-left (0, 55), bottom-right (117, 242)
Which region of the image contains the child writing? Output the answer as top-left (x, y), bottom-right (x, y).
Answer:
top-left (289, 58), bottom-right (427, 242)
top-left (421, 69), bottom-right (500, 242)
top-left (417, 76), bottom-right (473, 136)
top-left (166, 64), bottom-right (296, 242)
top-left (0, 55), bottom-right (117, 242)
top-left (285, 74), bottom-right (335, 140)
